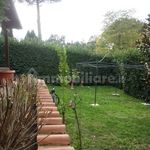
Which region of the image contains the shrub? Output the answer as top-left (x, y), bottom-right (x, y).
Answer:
top-left (120, 49), bottom-right (145, 98)
top-left (0, 39), bottom-right (59, 76)
top-left (0, 38), bottom-right (146, 99)
top-left (0, 75), bottom-right (42, 150)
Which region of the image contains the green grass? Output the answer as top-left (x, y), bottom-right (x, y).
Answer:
top-left (48, 86), bottom-right (150, 150)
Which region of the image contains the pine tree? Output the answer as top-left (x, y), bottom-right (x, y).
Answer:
top-left (25, 30), bottom-right (38, 40)
top-left (23, 0), bottom-right (61, 40)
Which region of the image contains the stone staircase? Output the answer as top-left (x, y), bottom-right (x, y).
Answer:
top-left (37, 80), bottom-right (74, 150)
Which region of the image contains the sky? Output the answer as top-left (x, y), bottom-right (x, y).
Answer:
top-left (13, 0), bottom-right (150, 42)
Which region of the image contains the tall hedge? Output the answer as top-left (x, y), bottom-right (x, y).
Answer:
top-left (0, 39), bottom-right (59, 76)
top-left (120, 49), bottom-right (146, 98)
top-left (0, 38), bottom-right (146, 99)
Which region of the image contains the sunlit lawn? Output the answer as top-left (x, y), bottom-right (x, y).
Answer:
top-left (48, 85), bottom-right (150, 150)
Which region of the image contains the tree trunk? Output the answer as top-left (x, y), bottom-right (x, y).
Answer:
top-left (2, 24), bottom-right (9, 68)
top-left (36, 0), bottom-right (42, 40)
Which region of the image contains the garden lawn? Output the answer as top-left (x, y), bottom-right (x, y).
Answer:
top-left (48, 86), bottom-right (150, 150)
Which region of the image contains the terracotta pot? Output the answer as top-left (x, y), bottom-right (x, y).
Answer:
top-left (0, 68), bottom-right (15, 85)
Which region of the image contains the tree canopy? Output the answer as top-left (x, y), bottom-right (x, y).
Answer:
top-left (25, 30), bottom-right (38, 40)
top-left (22, 0), bottom-right (60, 4)
top-left (47, 34), bottom-right (65, 45)
top-left (136, 14), bottom-right (150, 102)
top-left (20, 0), bottom-right (61, 40)
top-left (0, 0), bottom-right (7, 21)
top-left (96, 10), bottom-right (143, 51)
top-left (103, 10), bottom-right (136, 28)
top-left (137, 14), bottom-right (150, 67)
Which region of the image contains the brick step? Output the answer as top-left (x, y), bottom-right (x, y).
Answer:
top-left (38, 91), bottom-right (50, 93)
top-left (38, 90), bottom-right (50, 92)
top-left (38, 96), bottom-right (51, 98)
top-left (38, 91), bottom-right (49, 94)
top-left (38, 96), bottom-right (52, 99)
top-left (38, 103), bottom-right (55, 107)
top-left (38, 111), bottom-right (52, 118)
top-left (40, 101), bottom-right (54, 103)
top-left (37, 134), bottom-right (70, 145)
top-left (38, 146), bottom-right (74, 150)
top-left (38, 96), bottom-right (51, 99)
top-left (37, 93), bottom-right (51, 97)
top-left (38, 111), bottom-right (60, 118)
top-left (38, 106), bottom-right (57, 111)
top-left (38, 91), bottom-right (49, 93)
top-left (38, 84), bottom-right (47, 86)
top-left (38, 117), bottom-right (63, 125)
top-left (38, 88), bottom-right (49, 91)
top-left (39, 100), bottom-right (53, 103)
top-left (38, 91), bottom-right (50, 94)
top-left (38, 96), bottom-right (52, 98)
top-left (38, 98), bottom-right (52, 101)
top-left (39, 125), bottom-right (66, 134)
top-left (37, 80), bottom-right (74, 150)
top-left (39, 99), bottom-right (53, 102)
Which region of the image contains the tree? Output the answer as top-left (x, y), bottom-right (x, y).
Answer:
top-left (24, 30), bottom-right (38, 40)
top-left (137, 14), bottom-right (150, 69)
top-left (103, 9), bottom-right (135, 28)
top-left (87, 36), bottom-right (97, 52)
top-left (21, 0), bottom-right (61, 40)
top-left (0, 0), bottom-right (5, 20)
top-left (96, 10), bottom-right (143, 51)
top-left (47, 34), bottom-right (65, 45)
top-left (137, 14), bottom-right (150, 103)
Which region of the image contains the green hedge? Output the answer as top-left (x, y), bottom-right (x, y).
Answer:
top-left (120, 49), bottom-right (146, 99)
top-left (0, 38), bottom-right (146, 99)
top-left (0, 39), bottom-right (59, 76)
top-left (67, 47), bottom-right (120, 85)
top-left (113, 49), bottom-right (145, 99)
